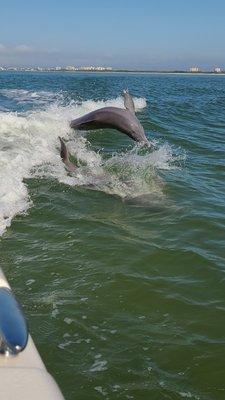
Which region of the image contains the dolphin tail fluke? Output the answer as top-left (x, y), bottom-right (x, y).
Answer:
top-left (122, 89), bottom-right (135, 114)
top-left (59, 137), bottom-right (76, 172)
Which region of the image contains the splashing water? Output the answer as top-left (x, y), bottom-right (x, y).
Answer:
top-left (2, 73), bottom-right (224, 400)
top-left (0, 89), bottom-right (179, 236)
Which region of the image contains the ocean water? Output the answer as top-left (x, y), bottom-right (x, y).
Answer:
top-left (0, 72), bottom-right (225, 400)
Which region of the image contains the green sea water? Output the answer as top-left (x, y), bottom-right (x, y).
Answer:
top-left (0, 72), bottom-right (225, 399)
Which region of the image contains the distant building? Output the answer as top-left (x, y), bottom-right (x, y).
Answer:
top-left (65, 66), bottom-right (77, 71)
top-left (190, 67), bottom-right (200, 73)
top-left (79, 66), bottom-right (112, 71)
top-left (214, 67), bottom-right (222, 73)
top-left (0, 65), bottom-right (113, 72)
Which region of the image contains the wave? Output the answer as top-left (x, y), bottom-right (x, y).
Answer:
top-left (0, 92), bottom-right (180, 236)
top-left (0, 88), bottom-right (147, 110)
top-left (0, 88), bottom-right (63, 106)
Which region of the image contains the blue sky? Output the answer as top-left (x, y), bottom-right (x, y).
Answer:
top-left (0, 0), bottom-right (225, 69)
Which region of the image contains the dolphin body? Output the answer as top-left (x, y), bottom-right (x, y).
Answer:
top-left (70, 90), bottom-right (149, 145)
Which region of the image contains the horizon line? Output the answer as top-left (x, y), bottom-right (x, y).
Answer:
top-left (0, 66), bottom-right (224, 74)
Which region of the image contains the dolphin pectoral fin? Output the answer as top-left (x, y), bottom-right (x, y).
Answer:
top-left (123, 89), bottom-right (135, 114)
top-left (59, 137), bottom-right (76, 172)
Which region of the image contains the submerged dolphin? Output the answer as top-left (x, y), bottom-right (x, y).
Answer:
top-left (70, 90), bottom-right (149, 145)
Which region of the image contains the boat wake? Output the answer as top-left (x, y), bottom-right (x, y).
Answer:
top-left (0, 89), bottom-right (183, 236)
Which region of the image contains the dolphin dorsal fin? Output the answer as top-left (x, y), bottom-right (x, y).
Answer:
top-left (59, 137), bottom-right (76, 172)
top-left (123, 89), bottom-right (135, 114)
top-left (59, 137), bottom-right (69, 163)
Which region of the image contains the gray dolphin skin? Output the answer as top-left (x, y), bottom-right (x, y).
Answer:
top-left (59, 137), bottom-right (77, 172)
top-left (70, 90), bottom-right (149, 145)
top-left (123, 89), bottom-right (135, 114)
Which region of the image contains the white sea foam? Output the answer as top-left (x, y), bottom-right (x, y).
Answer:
top-left (0, 88), bottom-right (63, 106)
top-left (90, 356), bottom-right (108, 372)
top-left (0, 92), bottom-right (178, 236)
top-left (81, 95), bottom-right (147, 113)
top-left (0, 88), bottom-right (146, 110)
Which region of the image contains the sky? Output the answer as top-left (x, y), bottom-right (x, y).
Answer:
top-left (0, 0), bottom-right (225, 69)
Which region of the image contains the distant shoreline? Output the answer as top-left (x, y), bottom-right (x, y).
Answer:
top-left (0, 69), bottom-right (225, 75)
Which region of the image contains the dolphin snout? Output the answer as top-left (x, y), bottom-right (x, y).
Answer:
top-left (138, 135), bottom-right (152, 148)
top-left (140, 139), bottom-right (151, 148)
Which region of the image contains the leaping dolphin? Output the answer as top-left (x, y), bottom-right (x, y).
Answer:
top-left (70, 90), bottom-right (149, 145)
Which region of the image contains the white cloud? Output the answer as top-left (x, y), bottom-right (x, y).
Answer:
top-left (14, 44), bottom-right (33, 53)
top-left (0, 44), bottom-right (34, 54)
top-left (0, 44), bottom-right (6, 52)
top-left (0, 43), bottom-right (62, 67)
top-left (0, 44), bottom-right (59, 56)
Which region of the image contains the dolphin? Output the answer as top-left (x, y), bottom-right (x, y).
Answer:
top-left (70, 90), bottom-right (149, 145)
top-left (59, 138), bottom-right (107, 184)
top-left (59, 137), bottom-right (77, 172)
